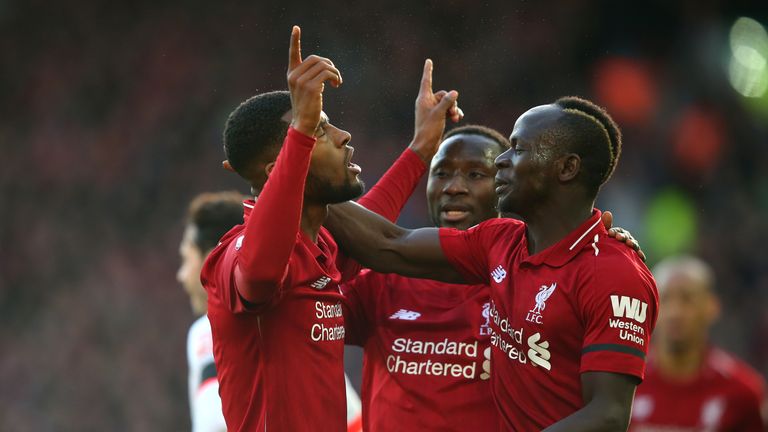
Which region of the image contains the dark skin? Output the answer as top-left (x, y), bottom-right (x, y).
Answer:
top-left (326, 104), bottom-right (641, 431)
top-left (427, 134), bottom-right (502, 230)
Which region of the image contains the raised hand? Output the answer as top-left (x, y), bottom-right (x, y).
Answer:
top-left (409, 59), bottom-right (464, 163)
top-left (286, 26), bottom-right (343, 137)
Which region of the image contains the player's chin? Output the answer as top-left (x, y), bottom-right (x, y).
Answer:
top-left (440, 215), bottom-right (477, 231)
top-left (497, 196), bottom-right (515, 214)
top-left (350, 179), bottom-right (365, 199)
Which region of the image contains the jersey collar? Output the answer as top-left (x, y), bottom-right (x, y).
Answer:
top-left (242, 199), bottom-right (256, 220)
top-left (522, 209), bottom-right (605, 268)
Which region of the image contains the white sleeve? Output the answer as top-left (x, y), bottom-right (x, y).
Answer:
top-left (188, 316), bottom-right (227, 432)
top-left (192, 380), bottom-right (227, 432)
top-left (345, 374), bottom-right (362, 431)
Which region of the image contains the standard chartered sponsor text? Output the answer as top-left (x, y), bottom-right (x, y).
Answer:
top-left (387, 338), bottom-right (482, 379)
top-left (311, 301), bottom-right (345, 342)
top-left (488, 301), bottom-right (530, 364)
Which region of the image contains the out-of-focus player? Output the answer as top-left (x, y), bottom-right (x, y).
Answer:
top-left (201, 26), bottom-right (461, 431)
top-left (326, 97), bottom-right (658, 431)
top-left (177, 191), bottom-right (244, 432)
top-left (630, 255), bottom-right (767, 431)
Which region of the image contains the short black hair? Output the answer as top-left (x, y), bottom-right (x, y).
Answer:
top-left (554, 96), bottom-right (622, 196)
top-left (186, 191), bottom-right (245, 252)
top-left (443, 124), bottom-right (511, 153)
top-left (223, 91), bottom-right (292, 179)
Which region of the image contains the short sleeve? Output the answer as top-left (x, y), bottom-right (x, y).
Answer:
top-left (439, 220), bottom-right (512, 285)
top-left (340, 269), bottom-right (380, 346)
top-left (578, 251), bottom-right (659, 380)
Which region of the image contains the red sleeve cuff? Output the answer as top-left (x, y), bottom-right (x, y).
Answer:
top-left (580, 349), bottom-right (647, 381)
top-left (287, 126), bottom-right (317, 147)
top-left (403, 147), bottom-right (429, 170)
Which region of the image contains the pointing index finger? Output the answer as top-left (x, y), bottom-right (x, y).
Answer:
top-left (419, 59), bottom-right (433, 96)
top-left (288, 25), bottom-right (302, 70)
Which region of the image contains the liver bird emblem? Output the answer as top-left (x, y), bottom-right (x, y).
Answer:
top-left (531, 283), bottom-right (557, 315)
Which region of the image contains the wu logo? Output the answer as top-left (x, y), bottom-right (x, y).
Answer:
top-left (526, 283), bottom-right (557, 324)
top-left (491, 266), bottom-right (507, 283)
top-left (610, 295), bottom-right (648, 323)
top-left (310, 276), bottom-right (331, 290)
top-left (389, 309), bottom-right (421, 320)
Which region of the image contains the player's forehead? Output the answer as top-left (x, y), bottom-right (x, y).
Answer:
top-left (509, 104), bottom-right (562, 143)
top-left (432, 134), bottom-right (499, 168)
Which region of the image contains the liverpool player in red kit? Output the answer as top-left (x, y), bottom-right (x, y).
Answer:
top-left (344, 124), bottom-right (641, 431)
top-left (326, 98), bottom-right (658, 431)
top-left (342, 125), bottom-right (510, 431)
top-left (629, 255), bottom-right (766, 431)
top-left (201, 27), bottom-right (462, 431)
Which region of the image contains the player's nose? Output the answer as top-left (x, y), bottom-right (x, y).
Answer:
top-left (443, 175), bottom-right (469, 195)
top-left (329, 124), bottom-right (351, 147)
top-left (495, 149), bottom-right (512, 169)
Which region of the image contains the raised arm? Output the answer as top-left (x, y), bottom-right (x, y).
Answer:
top-left (326, 201), bottom-right (465, 283)
top-left (234, 26), bottom-right (342, 304)
top-left (357, 59), bottom-right (463, 220)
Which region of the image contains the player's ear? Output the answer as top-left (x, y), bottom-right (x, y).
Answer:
top-left (264, 161), bottom-right (276, 177)
top-left (222, 160), bottom-right (236, 173)
top-left (557, 153), bottom-right (581, 182)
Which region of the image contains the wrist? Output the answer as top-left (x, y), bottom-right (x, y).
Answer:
top-left (288, 126), bottom-right (318, 145)
top-left (408, 136), bottom-right (439, 164)
top-left (290, 120), bottom-right (317, 137)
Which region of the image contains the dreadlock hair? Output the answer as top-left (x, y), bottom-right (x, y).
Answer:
top-left (223, 91), bottom-right (292, 182)
top-left (443, 124), bottom-right (511, 153)
top-left (553, 96), bottom-right (622, 196)
top-left (186, 191), bottom-right (246, 252)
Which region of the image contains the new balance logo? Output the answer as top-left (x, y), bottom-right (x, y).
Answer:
top-left (310, 276), bottom-right (331, 290)
top-left (610, 295), bottom-right (648, 323)
top-left (389, 309), bottom-right (421, 320)
top-left (491, 265), bottom-right (507, 283)
top-left (527, 332), bottom-right (551, 370)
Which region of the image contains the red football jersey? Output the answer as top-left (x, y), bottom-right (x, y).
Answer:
top-left (439, 210), bottom-right (659, 430)
top-left (630, 347), bottom-right (766, 431)
top-left (202, 204), bottom-right (347, 431)
top-left (342, 271), bottom-right (498, 431)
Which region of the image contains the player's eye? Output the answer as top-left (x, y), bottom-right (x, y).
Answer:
top-left (469, 171), bottom-right (486, 179)
top-left (315, 124), bottom-right (327, 137)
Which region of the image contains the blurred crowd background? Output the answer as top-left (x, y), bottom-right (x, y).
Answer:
top-left (2, 0), bottom-right (767, 430)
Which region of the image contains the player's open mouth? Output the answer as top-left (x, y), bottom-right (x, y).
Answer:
top-left (441, 205), bottom-right (471, 222)
top-left (347, 162), bottom-right (362, 174)
top-left (346, 147), bottom-right (362, 174)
